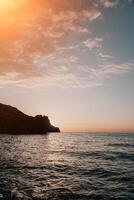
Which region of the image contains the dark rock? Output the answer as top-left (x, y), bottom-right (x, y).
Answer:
top-left (0, 103), bottom-right (60, 134)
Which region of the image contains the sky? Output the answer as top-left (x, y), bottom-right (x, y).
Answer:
top-left (0, 0), bottom-right (134, 132)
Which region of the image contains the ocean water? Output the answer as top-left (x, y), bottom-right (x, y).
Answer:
top-left (0, 132), bottom-right (134, 200)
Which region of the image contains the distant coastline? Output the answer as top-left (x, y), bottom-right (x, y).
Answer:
top-left (0, 103), bottom-right (60, 134)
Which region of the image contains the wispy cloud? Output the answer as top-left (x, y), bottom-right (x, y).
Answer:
top-left (100, 0), bottom-right (120, 8)
top-left (83, 38), bottom-right (103, 49)
top-left (97, 52), bottom-right (114, 60)
top-left (0, 0), bottom-right (133, 89)
top-left (0, 0), bottom-right (102, 79)
top-left (1, 59), bottom-right (134, 89)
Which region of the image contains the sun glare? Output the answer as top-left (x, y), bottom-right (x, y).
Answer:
top-left (0, 0), bottom-right (13, 8)
top-left (0, 0), bottom-right (25, 11)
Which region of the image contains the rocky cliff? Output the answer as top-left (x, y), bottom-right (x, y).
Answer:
top-left (0, 103), bottom-right (60, 134)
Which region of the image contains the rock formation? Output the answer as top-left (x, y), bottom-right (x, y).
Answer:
top-left (0, 103), bottom-right (60, 134)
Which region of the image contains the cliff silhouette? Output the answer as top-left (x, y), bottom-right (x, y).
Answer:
top-left (0, 103), bottom-right (60, 134)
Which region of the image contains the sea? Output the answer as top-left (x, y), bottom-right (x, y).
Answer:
top-left (0, 132), bottom-right (134, 200)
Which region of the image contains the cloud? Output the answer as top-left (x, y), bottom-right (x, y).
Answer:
top-left (0, 0), bottom-right (133, 89)
top-left (54, 56), bottom-right (79, 64)
top-left (90, 62), bottom-right (133, 78)
top-left (57, 37), bottom-right (103, 52)
top-left (0, 0), bottom-right (102, 79)
top-left (100, 0), bottom-right (120, 8)
top-left (97, 52), bottom-right (114, 60)
top-left (0, 59), bottom-right (134, 89)
top-left (83, 38), bottom-right (103, 49)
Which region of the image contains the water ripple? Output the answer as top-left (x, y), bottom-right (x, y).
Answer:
top-left (0, 132), bottom-right (134, 200)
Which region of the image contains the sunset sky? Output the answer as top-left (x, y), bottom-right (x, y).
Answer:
top-left (0, 0), bottom-right (134, 132)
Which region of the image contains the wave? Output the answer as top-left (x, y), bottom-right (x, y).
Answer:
top-left (108, 143), bottom-right (134, 147)
top-left (0, 187), bottom-right (120, 200)
top-left (0, 133), bottom-right (134, 200)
